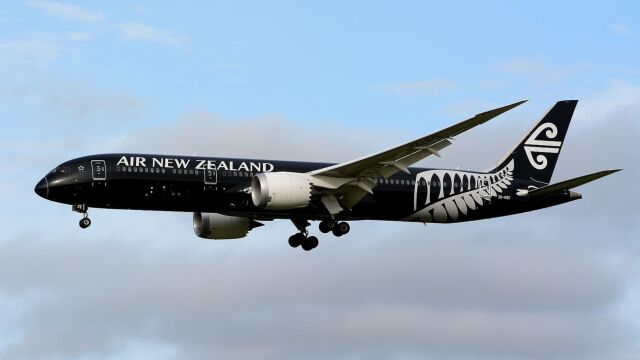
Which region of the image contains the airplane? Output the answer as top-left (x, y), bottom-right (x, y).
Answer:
top-left (35, 100), bottom-right (620, 251)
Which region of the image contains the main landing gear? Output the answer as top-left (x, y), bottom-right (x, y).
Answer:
top-left (289, 219), bottom-right (318, 251)
top-left (73, 204), bottom-right (91, 229)
top-left (288, 232), bottom-right (319, 251)
top-left (319, 219), bottom-right (350, 237)
top-left (289, 219), bottom-right (350, 251)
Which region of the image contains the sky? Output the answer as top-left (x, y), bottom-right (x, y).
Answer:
top-left (1, 1), bottom-right (639, 359)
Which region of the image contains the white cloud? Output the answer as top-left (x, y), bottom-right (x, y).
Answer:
top-left (26, 0), bottom-right (105, 23)
top-left (379, 79), bottom-right (455, 96)
top-left (66, 31), bottom-right (94, 42)
top-left (116, 21), bottom-right (188, 46)
top-left (609, 24), bottom-right (637, 38)
top-left (25, 2), bottom-right (188, 47)
top-left (0, 222), bottom-right (626, 359)
top-left (573, 81), bottom-right (640, 126)
top-left (4, 78), bottom-right (144, 122)
top-left (499, 59), bottom-right (567, 84)
top-left (3, 81), bottom-right (639, 359)
top-left (40, 91), bottom-right (142, 120)
top-left (0, 39), bottom-right (59, 66)
top-left (132, 4), bottom-right (148, 13)
top-left (106, 112), bottom-right (380, 162)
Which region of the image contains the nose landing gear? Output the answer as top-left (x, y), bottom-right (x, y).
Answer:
top-left (79, 216), bottom-right (91, 229)
top-left (73, 204), bottom-right (91, 229)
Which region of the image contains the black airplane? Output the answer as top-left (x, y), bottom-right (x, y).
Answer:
top-left (35, 100), bottom-right (620, 251)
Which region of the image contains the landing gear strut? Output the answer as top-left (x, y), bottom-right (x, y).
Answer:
top-left (73, 204), bottom-right (91, 229)
top-left (290, 219), bottom-right (318, 251)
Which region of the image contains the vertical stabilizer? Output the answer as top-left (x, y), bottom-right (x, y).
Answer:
top-left (488, 100), bottom-right (577, 184)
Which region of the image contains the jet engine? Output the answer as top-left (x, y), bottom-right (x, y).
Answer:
top-left (193, 212), bottom-right (263, 239)
top-left (251, 172), bottom-right (313, 210)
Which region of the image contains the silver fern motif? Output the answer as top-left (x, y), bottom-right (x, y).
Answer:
top-left (406, 159), bottom-right (515, 223)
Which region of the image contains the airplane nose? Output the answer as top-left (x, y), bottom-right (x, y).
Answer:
top-left (35, 177), bottom-right (49, 198)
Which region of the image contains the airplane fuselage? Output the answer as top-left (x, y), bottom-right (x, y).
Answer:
top-left (35, 153), bottom-right (578, 223)
top-left (35, 101), bottom-right (615, 251)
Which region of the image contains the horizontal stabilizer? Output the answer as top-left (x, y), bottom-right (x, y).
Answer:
top-left (522, 169), bottom-right (621, 197)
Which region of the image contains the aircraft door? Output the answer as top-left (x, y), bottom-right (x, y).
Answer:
top-left (91, 160), bottom-right (107, 181)
top-left (204, 166), bottom-right (217, 185)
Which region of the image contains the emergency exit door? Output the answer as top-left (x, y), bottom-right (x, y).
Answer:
top-left (91, 160), bottom-right (106, 181)
top-left (204, 167), bottom-right (217, 185)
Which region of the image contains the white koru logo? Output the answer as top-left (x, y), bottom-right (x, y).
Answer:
top-left (524, 122), bottom-right (562, 170)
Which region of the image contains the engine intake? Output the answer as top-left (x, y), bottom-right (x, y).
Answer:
top-left (251, 172), bottom-right (313, 210)
top-left (193, 212), bottom-right (262, 239)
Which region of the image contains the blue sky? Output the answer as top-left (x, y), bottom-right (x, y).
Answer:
top-left (3, 1), bottom-right (639, 135)
top-left (1, 1), bottom-right (640, 359)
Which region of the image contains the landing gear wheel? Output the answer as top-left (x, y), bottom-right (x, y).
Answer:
top-left (79, 217), bottom-right (91, 229)
top-left (73, 204), bottom-right (91, 229)
top-left (301, 236), bottom-right (319, 251)
top-left (332, 222), bottom-right (350, 237)
top-left (288, 233), bottom-right (304, 248)
top-left (319, 220), bottom-right (336, 233)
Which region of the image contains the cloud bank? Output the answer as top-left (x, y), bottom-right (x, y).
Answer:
top-left (2, 82), bottom-right (639, 359)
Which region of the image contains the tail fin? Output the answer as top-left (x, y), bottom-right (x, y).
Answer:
top-left (488, 100), bottom-right (578, 184)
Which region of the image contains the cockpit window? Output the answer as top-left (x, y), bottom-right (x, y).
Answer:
top-left (50, 167), bottom-right (71, 174)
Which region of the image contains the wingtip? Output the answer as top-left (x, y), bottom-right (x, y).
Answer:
top-left (597, 168), bottom-right (622, 178)
top-left (478, 100), bottom-right (528, 117)
top-left (502, 99), bottom-right (528, 111)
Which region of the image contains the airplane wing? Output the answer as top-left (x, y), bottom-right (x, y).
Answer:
top-left (309, 100), bottom-right (526, 179)
top-left (519, 169), bottom-right (621, 198)
top-left (308, 100), bottom-right (527, 211)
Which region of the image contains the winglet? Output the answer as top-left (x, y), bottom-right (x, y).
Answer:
top-left (476, 100), bottom-right (527, 118)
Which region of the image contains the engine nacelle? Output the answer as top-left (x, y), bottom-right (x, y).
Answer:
top-left (193, 212), bottom-right (262, 240)
top-left (251, 172), bottom-right (312, 210)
